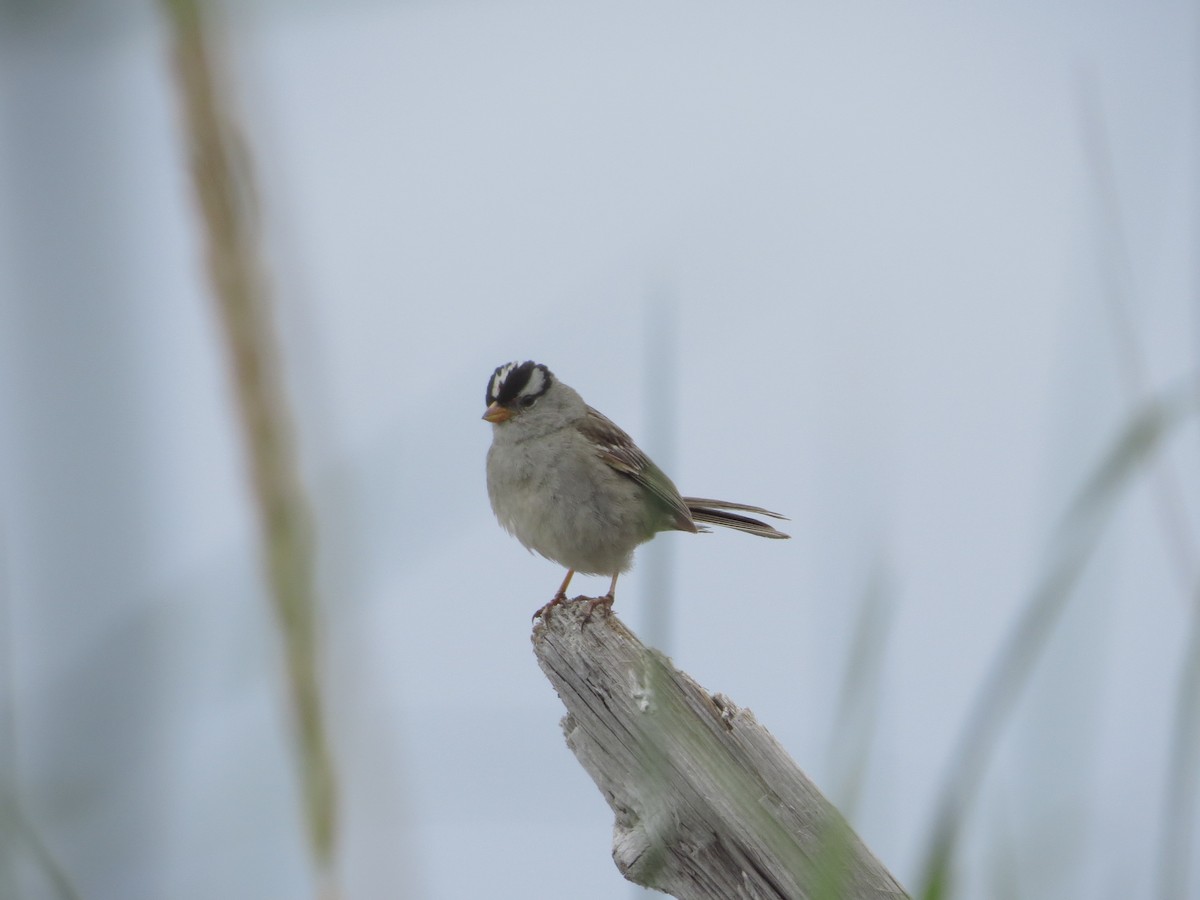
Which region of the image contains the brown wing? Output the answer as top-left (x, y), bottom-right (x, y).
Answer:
top-left (577, 406), bottom-right (698, 533)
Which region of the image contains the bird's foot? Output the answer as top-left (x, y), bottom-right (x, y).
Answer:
top-left (583, 593), bottom-right (615, 624)
top-left (532, 592), bottom-right (569, 623)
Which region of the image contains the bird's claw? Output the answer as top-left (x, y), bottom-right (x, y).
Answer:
top-left (582, 593), bottom-right (614, 624)
top-left (533, 592), bottom-right (568, 622)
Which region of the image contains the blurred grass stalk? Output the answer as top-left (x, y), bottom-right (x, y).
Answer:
top-left (159, 0), bottom-right (339, 892)
top-left (1159, 581), bottom-right (1200, 900)
top-left (828, 559), bottom-right (892, 816)
top-left (917, 381), bottom-right (1200, 899)
top-left (0, 794), bottom-right (80, 900)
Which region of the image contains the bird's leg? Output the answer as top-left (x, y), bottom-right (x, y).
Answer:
top-left (554, 568), bottom-right (576, 602)
top-left (584, 572), bottom-right (619, 621)
top-left (533, 569), bottom-right (575, 621)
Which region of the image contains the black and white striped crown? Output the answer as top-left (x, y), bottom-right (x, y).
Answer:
top-left (486, 361), bottom-right (553, 407)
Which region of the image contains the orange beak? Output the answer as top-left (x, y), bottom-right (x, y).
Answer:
top-left (482, 402), bottom-right (512, 423)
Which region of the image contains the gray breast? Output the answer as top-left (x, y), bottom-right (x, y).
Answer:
top-left (487, 433), bottom-right (656, 575)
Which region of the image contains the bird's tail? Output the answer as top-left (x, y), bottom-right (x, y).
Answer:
top-left (683, 498), bottom-right (790, 539)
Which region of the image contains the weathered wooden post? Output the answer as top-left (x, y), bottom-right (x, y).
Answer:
top-left (533, 600), bottom-right (908, 900)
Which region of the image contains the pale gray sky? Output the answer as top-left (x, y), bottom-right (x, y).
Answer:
top-left (1, 1), bottom-right (1198, 898)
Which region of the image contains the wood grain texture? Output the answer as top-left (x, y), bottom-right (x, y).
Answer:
top-left (533, 600), bottom-right (908, 900)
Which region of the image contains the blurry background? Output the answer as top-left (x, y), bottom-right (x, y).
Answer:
top-left (1, 0), bottom-right (1198, 898)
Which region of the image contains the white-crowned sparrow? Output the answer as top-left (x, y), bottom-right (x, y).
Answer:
top-left (483, 361), bottom-right (789, 618)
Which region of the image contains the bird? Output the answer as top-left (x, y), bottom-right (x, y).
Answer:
top-left (482, 360), bottom-right (789, 620)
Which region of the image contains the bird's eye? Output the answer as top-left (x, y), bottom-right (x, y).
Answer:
top-left (519, 395), bottom-right (537, 408)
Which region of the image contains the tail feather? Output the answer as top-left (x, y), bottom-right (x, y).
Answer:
top-left (683, 497), bottom-right (790, 539)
